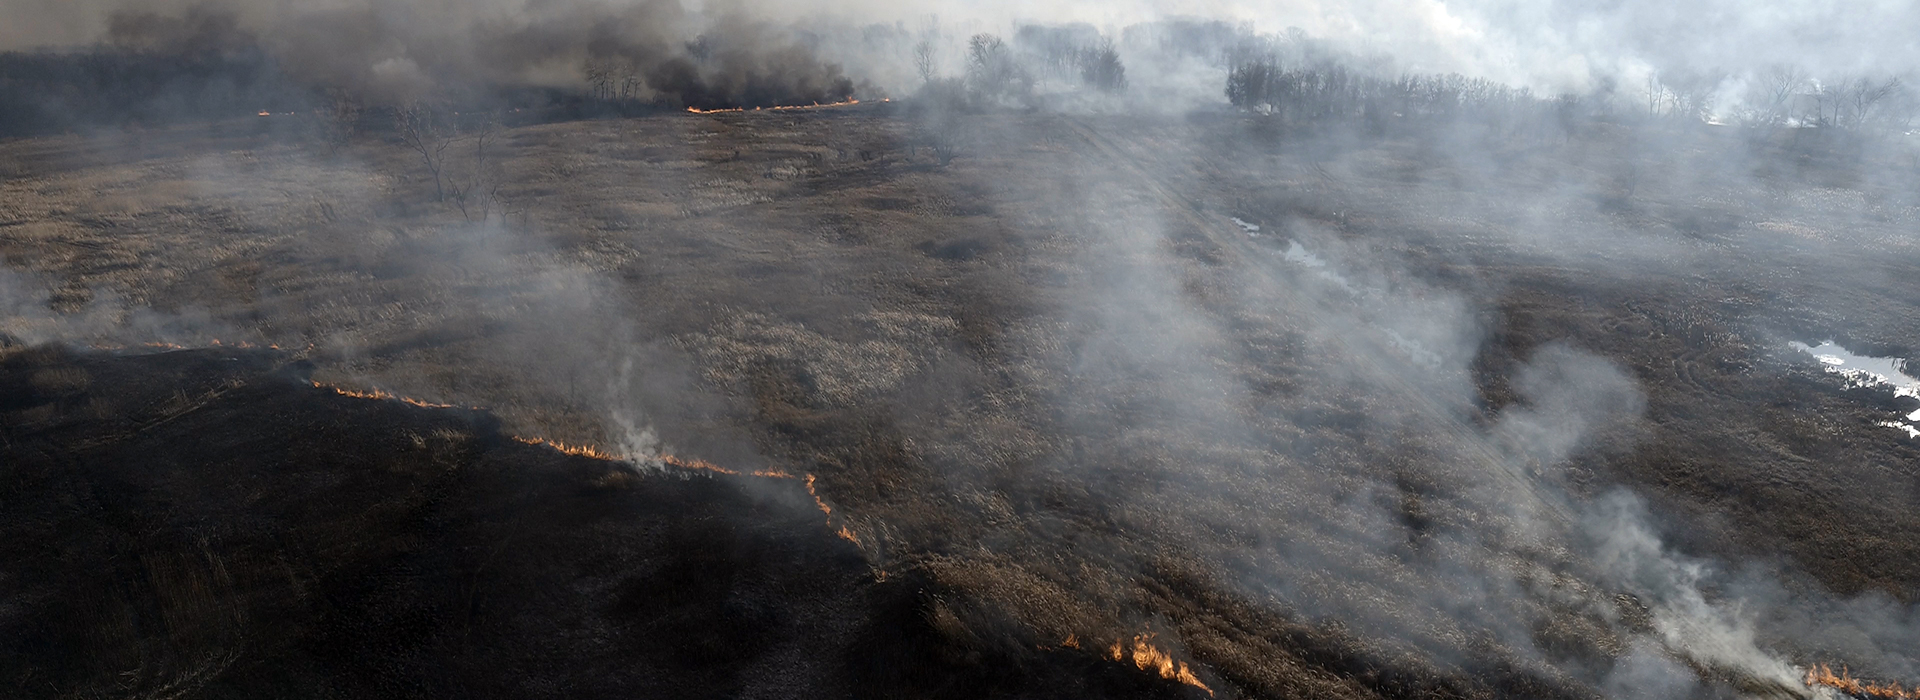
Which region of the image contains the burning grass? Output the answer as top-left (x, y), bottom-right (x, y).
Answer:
top-left (313, 381), bottom-right (463, 410)
top-left (684, 98), bottom-right (872, 114)
top-left (1806, 664), bottom-right (1918, 699)
top-left (1040, 632), bottom-right (1211, 695)
top-left (510, 435), bottom-right (623, 460)
top-left (1109, 634), bottom-right (1213, 696)
top-left (506, 437), bottom-right (860, 543)
top-left (6, 97), bottom-right (1920, 700)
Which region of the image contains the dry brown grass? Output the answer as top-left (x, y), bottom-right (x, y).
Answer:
top-left (3, 107), bottom-right (1918, 697)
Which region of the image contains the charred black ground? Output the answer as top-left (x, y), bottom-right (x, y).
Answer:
top-left (0, 345), bottom-right (1219, 698)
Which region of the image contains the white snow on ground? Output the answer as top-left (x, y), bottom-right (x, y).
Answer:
top-left (1790, 340), bottom-right (1920, 438)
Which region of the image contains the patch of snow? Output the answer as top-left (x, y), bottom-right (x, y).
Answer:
top-left (1791, 340), bottom-right (1920, 439)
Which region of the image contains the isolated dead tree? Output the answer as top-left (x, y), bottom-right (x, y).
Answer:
top-left (913, 40), bottom-right (937, 85)
top-left (395, 103), bottom-right (453, 201)
top-left (445, 113), bottom-right (501, 222)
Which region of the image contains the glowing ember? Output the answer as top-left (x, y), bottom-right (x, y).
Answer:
top-left (1806, 664), bottom-right (1917, 699)
top-left (686, 98), bottom-right (861, 114)
top-left (257, 110), bottom-right (271, 117)
top-left (1108, 634), bottom-right (1213, 695)
top-left (1061, 634), bottom-right (1080, 649)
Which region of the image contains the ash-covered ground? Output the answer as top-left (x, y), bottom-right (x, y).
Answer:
top-left (4, 7), bottom-right (1920, 698)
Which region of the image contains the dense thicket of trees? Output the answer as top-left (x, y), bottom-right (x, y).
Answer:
top-left (1012, 25), bottom-right (1127, 93)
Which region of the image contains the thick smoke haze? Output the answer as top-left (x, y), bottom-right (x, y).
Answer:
top-left (8, 0), bottom-right (1916, 96)
top-left (4, 0), bottom-right (1919, 697)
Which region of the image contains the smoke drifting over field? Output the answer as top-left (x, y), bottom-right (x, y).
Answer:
top-left (4, 0), bottom-right (1920, 698)
top-left (5, 0), bottom-right (1917, 120)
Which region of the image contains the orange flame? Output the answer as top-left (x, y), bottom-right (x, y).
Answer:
top-left (1806, 664), bottom-right (1917, 699)
top-left (512, 438), bottom-right (858, 542)
top-left (805, 474), bottom-right (861, 543)
top-left (511, 435), bottom-right (623, 461)
top-left (686, 98), bottom-right (861, 114)
top-left (1107, 634), bottom-right (1213, 696)
top-left (314, 384), bottom-right (857, 543)
top-left (804, 474), bottom-right (831, 517)
top-left (312, 381), bottom-right (461, 409)
top-left (504, 438), bottom-right (797, 479)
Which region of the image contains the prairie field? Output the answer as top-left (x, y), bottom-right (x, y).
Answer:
top-left (4, 102), bottom-right (1920, 698)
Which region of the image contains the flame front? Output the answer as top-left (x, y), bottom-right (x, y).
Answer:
top-left (312, 381), bottom-right (459, 409)
top-left (686, 98), bottom-right (861, 114)
top-left (805, 474), bottom-right (860, 543)
top-left (511, 435), bottom-right (622, 461)
top-left (313, 381), bottom-right (860, 544)
top-left (1807, 664), bottom-right (1917, 699)
top-left (1107, 634), bottom-right (1212, 695)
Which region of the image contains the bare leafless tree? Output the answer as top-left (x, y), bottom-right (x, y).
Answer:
top-left (584, 59), bottom-right (615, 102)
top-left (913, 40), bottom-right (937, 85)
top-left (446, 113), bottom-right (501, 222)
top-left (395, 102), bottom-right (453, 201)
top-left (965, 33), bottom-right (1029, 104)
top-left (1755, 64), bottom-right (1806, 126)
top-left (1843, 76), bottom-right (1903, 130)
top-left (1658, 69), bottom-right (1724, 123)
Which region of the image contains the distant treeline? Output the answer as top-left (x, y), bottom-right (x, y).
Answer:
top-left (0, 47), bottom-right (718, 141)
top-left (1208, 19), bottom-right (1918, 134)
top-left (1226, 62), bottom-right (1556, 129)
top-left (0, 48), bottom-right (314, 138)
top-left (0, 1), bottom-right (873, 140)
top-left (1224, 57), bottom-right (1916, 136)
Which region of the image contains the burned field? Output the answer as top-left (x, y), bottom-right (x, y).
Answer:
top-left (3, 103), bottom-right (1920, 698)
